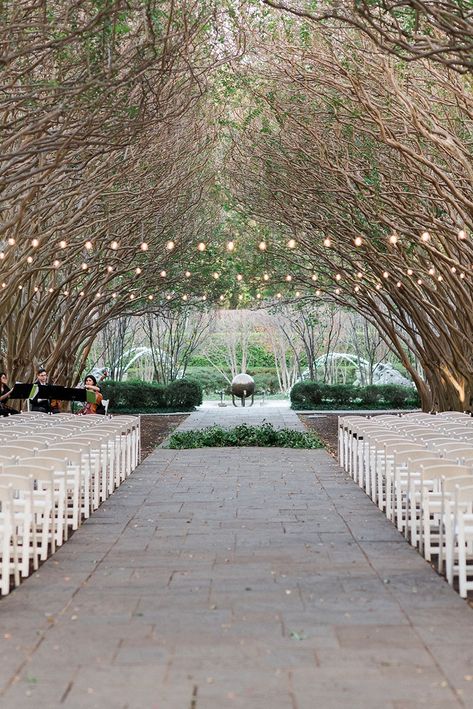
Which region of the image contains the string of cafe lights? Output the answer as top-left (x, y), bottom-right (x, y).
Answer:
top-left (1, 228), bottom-right (470, 304)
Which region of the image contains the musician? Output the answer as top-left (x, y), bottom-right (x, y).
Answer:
top-left (0, 372), bottom-right (20, 415)
top-left (30, 368), bottom-right (60, 413)
top-left (76, 375), bottom-right (103, 415)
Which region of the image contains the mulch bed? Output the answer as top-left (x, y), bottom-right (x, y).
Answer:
top-left (298, 413), bottom-right (339, 456)
top-left (140, 414), bottom-right (189, 459)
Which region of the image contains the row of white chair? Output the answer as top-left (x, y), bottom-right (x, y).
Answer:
top-left (0, 412), bottom-right (140, 594)
top-left (339, 411), bottom-right (473, 597)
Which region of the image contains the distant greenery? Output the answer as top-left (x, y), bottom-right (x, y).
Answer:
top-left (186, 366), bottom-right (281, 394)
top-left (291, 381), bottom-right (420, 410)
top-left (101, 378), bottom-right (202, 413)
top-left (167, 423), bottom-right (324, 449)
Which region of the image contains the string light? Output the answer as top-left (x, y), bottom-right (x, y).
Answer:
top-left (0, 253), bottom-right (4, 259)
top-left (316, 289), bottom-right (321, 296)
top-left (357, 272), bottom-right (363, 279)
top-left (259, 241), bottom-right (267, 251)
top-left (27, 256), bottom-right (33, 264)
top-left (110, 241), bottom-right (119, 250)
top-left (389, 234), bottom-right (398, 245)
top-left (213, 272), bottom-right (220, 279)
top-left (53, 260), bottom-right (60, 268)
top-left (201, 295), bottom-right (206, 301)
top-left (226, 241), bottom-right (235, 252)
top-left (285, 275), bottom-right (292, 282)
top-left (354, 285), bottom-right (360, 293)
top-left (130, 294), bottom-right (135, 300)
top-left (160, 270), bottom-right (166, 277)
top-left (460, 272), bottom-right (465, 279)
top-left (31, 238), bottom-right (39, 248)
top-left (437, 275), bottom-right (443, 282)
top-left (219, 295), bottom-right (225, 301)
top-left (59, 240), bottom-right (67, 249)
top-left (428, 267), bottom-right (435, 275)
top-left (148, 294), bottom-right (153, 300)
top-left (312, 274), bottom-right (318, 281)
top-left (323, 237), bottom-right (331, 247)
top-left (166, 240), bottom-right (175, 250)
top-left (458, 230), bottom-right (466, 240)
top-left (140, 242), bottom-right (148, 251)
top-left (256, 293), bottom-right (261, 299)
top-left (396, 281), bottom-right (402, 288)
top-left (7, 238), bottom-right (15, 246)
top-left (85, 241), bottom-right (93, 250)
top-left (287, 239), bottom-right (296, 249)
top-left (382, 271), bottom-right (389, 279)
top-left (376, 283), bottom-right (382, 290)
top-left (237, 274), bottom-right (243, 281)
top-left (238, 294), bottom-right (243, 301)
top-left (417, 279), bottom-right (423, 285)
top-left (335, 273), bottom-right (342, 281)
top-left (135, 267), bottom-right (142, 274)
top-left (166, 294), bottom-right (172, 300)
top-left (107, 266), bottom-right (113, 272)
top-left (451, 266), bottom-right (456, 273)
top-left (354, 237), bottom-right (362, 247)
top-left (263, 273), bottom-right (269, 281)
top-left (112, 292), bottom-right (117, 298)
top-left (421, 231), bottom-right (430, 242)
top-left (276, 293), bottom-right (282, 298)
top-left (407, 269), bottom-right (413, 276)
top-left (81, 262), bottom-right (88, 270)
top-left (185, 271), bottom-right (191, 278)
top-left (1, 283), bottom-right (6, 288)
top-left (197, 242), bottom-right (206, 252)
top-left (295, 291), bottom-right (301, 297)
top-left (335, 288), bottom-right (341, 294)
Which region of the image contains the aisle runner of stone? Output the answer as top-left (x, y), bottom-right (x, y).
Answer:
top-left (0, 407), bottom-right (473, 708)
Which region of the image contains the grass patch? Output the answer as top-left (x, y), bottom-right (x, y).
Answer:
top-left (167, 423), bottom-right (324, 449)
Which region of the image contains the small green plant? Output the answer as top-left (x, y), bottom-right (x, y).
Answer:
top-left (167, 422), bottom-right (324, 449)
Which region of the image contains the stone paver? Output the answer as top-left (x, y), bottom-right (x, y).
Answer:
top-left (0, 407), bottom-right (473, 708)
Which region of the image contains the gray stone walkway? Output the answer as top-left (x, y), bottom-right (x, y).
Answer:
top-left (1, 408), bottom-right (473, 707)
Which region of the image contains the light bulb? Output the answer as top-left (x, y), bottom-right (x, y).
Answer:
top-left (202, 295), bottom-right (206, 301)
top-left (263, 273), bottom-right (269, 281)
top-left (219, 295), bottom-right (225, 301)
top-left (238, 294), bottom-right (243, 301)
top-left (182, 295), bottom-right (188, 301)
top-left (458, 230), bottom-right (466, 240)
top-left (7, 238), bottom-right (15, 246)
top-left (316, 289), bottom-right (321, 296)
top-left (130, 294), bottom-right (135, 300)
top-left (417, 279), bottom-right (423, 285)
top-left (140, 242), bottom-right (148, 251)
top-left (451, 266), bottom-right (456, 273)
top-left (323, 237), bottom-right (331, 247)
top-left (185, 271), bottom-right (191, 277)
top-left (295, 291), bottom-right (300, 297)
top-left (312, 274), bottom-right (318, 281)
top-left (437, 275), bottom-right (443, 282)
top-left (85, 241), bottom-right (93, 249)
top-left (148, 294), bottom-right (153, 300)
top-left (256, 293), bottom-right (261, 299)
top-left (135, 267), bottom-right (141, 274)
top-left (111, 241), bottom-right (119, 250)
top-left (197, 242), bottom-right (206, 252)
top-left (213, 272), bottom-right (219, 279)
top-left (112, 292), bottom-right (117, 298)
top-left (335, 288), bottom-right (341, 294)
top-left (31, 238), bottom-right (39, 248)
top-left (0, 252), bottom-right (4, 259)
top-left (160, 270), bottom-right (166, 277)
top-left (227, 241), bottom-right (235, 252)
top-left (428, 267), bottom-right (435, 275)
top-left (389, 234), bottom-right (398, 245)
top-left (19, 285), bottom-right (23, 290)
top-left (166, 294), bottom-right (171, 300)
top-left (335, 273), bottom-right (341, 281)
top-left (81, 262), bottom-right (88, 270)
top-left (27, 256), bottom-right (33, 264)
top-left (276, 293), bottom-right (282, 298)
top-left (376, 283), bottom-right (382, 290)
top-left (286, 275), bottom-right (292, 282)
top-left (354, 285), bottom-right (360, 293)
top-left (59, 240), bottom-right (67, 249)
top-left (53, 260), bottom-right (60, 268)
top-left (237, 274), bottom-right (243, 281)
top-left (421, 231), bottom-right (430, 242)
top-left (354, 237), bottom-right (362, 247)
top-left (107, 265), bottom-right (113, 272)
top-left (80, 291), bottom-right (85, 297)
top-left (357, 272), bottom-right (363, 278)
top-left (259, 241), bottom-right (267, 251)
top-left (460, 272), bottom-right (465, 279)
top-left (166, 240), bottom-right (175, 250)
top-left (396, 281), bottom-right (402, 288)
top-left (287, 239), bottom-right (296, 249)
top-left (407, 269), bottom-right (413, 275)
top-left (383, 271), bottom-right (389, 279)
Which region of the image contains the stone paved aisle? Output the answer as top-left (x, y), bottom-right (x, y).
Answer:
top-left (1, 409), bottom-right (473, 708)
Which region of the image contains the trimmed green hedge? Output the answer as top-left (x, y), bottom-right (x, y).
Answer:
top-left (290, 381), bottom-right (420, 410)
top-left (101, 378), bottom-right (202, 413)
top-left (167, 423), bottom-right (324, 449)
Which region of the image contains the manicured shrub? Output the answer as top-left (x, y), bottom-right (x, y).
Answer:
top-left (167, 423), bottom-right (324, 449)
top-left (101, 378), bottom-right (202, 412)
top-left (290, 380), bottom-right (418, 410)
top-left (166, 378), bottom-right (203, 409)
top-left (290, 381), bottom-right (324, 409)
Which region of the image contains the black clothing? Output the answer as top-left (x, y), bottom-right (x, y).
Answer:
top-left (0, 382), bottom-right (20, 415)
